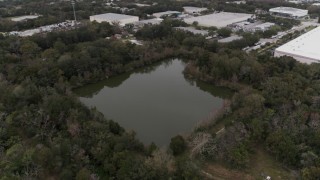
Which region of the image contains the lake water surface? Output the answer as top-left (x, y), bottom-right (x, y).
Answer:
top-left (75, 59), bottom-right (232, 146)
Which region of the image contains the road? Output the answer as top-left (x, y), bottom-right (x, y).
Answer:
top-left (246, 19), bottom-right (319, 53)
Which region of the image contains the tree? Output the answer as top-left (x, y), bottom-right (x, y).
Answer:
top-left (41, 48), bottom-right (60, 61)
top-left (217, 27), bottom-right (232, 37)
top-left (192, 21), bottom-right (199, 27)
top-left (147, 142), bottom-right (158, 156)
top-left (19, 40), bottom-right (41, 59)
top-left (53, 40), bottom-right (67, 54)
top-left (266, 131), bottom-right (299, 166)
top-left (170, 135), bottom-right (186, 156)
top-left (302, 166), bottom-right (320, 179)
top-left (109, 121), bottom-right (123, 135)
top-left (174, 156), bottom-right (202, 179)
top-left (228, 143), bottom-right (249, 169)
top-left (76, 168), bottom-right (91, 180)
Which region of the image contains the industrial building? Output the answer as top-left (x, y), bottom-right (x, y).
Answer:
top-left (11, 15), bottom-right (40, 22)
top-left (174, 27), bottom-right (209, 36)
top-left (226, 1), bottom-right (246, 4)
top-left (152, 11), bottom-right (181, 18)
top-left (184, 12), bottom-right (254, 28)
top-left (232, 21), bottom-right (275, 32)
top-left (254, 22), bottom-right (275, 31)
top-left (135, 3), bottom-right (151, 7)
top-left (9, 21), bottom-right (75, 37)
top-left (269, 7), bottom-right (308, 19)
top-left (183, 6), bottom-right (208, 14)
top-left (218, 35), bottom-right (243, 43)
top-left (134, 18), bottom-right (163, 28)
top-left (89, 13), bottom-right (139, 25)
top-left (274, 26), bottom-right (320, 64)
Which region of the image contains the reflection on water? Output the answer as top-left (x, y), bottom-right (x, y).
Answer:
top-left (194, 81), bottom-right (232, 99)
top-left (75, 59), bottom-right (232, 146)
top-left (75, 73), bottom-right (131, 97)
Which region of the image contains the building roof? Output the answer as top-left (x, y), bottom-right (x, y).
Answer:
top-left (218, 35), bottom-right (243, 43)
top-left (275, 26), bottom-right (320, 63)
top-left (288, 0), bottom-right (302, 4)
top-left (9, 21), bottom-right (74, 37)
top-left (175, 27), bottom-right (209, 36)
top-left (134, 18), bottom-right (163, 26)
top-left (11, 15), bottom-right (40, 22)
top-left (183, 6), bottom-right (208, 13)
top-left (90, 13), bottom-right (138, 20)
top-left (152, 11), bottom-right (181, 18)
top-left (269, 7), bottom-right (308, 17)
top-left (255, 22), bottom-right (275, 29)
top-left (226, 1), bottom-right (246, 4)
top-left (184, 12), bottom-right (253, 27)
top-left (135, 3), bottom-right (151, 7)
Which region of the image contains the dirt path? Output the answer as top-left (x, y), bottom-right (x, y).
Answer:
top-left (202, 163), bottom-right (255, 180)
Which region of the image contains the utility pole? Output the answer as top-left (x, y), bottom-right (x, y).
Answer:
top-left (71, 0), bottom-right (77, 26)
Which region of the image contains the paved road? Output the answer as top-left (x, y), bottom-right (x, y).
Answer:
top-left (246, 19), bottom-right (319, 52)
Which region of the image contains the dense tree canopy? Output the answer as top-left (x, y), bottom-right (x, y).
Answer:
top-left (170, 135), bottom-right (187, 156)
top-left (1, 0), bottom-right (320, 179)
top-left (0, 18), bottom-right (205, 179)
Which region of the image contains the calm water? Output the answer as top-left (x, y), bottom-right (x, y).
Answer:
top-left (75, 60), bottom-right (232, 146)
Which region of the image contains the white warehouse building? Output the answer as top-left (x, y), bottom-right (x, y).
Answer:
top-left (90, 13), bottom-right (139, 26)
top-left (254, 22), bottom-right (275, 31)
top-left (183, 6), bottom-right (208, 14)
top-left (269, 7), bottom-right (308, 19)
top-left (274, 26), bottom-right (320, 64)
top-left (152, 11), bottom-right (181, 18)
top-left (184, 12), bottom-right (253, 28)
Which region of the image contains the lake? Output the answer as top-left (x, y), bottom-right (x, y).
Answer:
top-left (75, 59), bottom-right (232, 147)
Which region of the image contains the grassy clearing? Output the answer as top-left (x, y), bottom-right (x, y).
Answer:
top-left (201, 147), bottom-right (298, 180)
top-left (247, 147), bottom-right (298, 180)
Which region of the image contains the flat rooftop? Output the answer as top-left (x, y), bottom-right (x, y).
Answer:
top-left (152, 11), bottom-right (181, 18)
top-left (9, 21), bottom-right (74, 37)
top-left (175, 27), bottom-right (209, 36)
top-left (184, 12), bottom-right (253, 28)
top-left (218, 35), bottom-right (243, 43)
top-left (90, 13), bottom-right (138, 20)
top-left (135, 3), bottom-right (151, 7)
top-left (269, 7), bottom-right (308, 17)
top-left (135, 18), bottom-right (163, 25)
top-left (275, 26), bottom-right (320, 63)
top-left (255, 22), bottom-right (275, 28)
top-left (183, 6), bottom-right (208, 12)
top-left (11, 15), bottom-right (40, 22)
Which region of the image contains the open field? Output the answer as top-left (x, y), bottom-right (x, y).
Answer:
top-left (202, 147), bottom-right (298, 180)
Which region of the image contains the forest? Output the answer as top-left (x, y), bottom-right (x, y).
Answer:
top-left (0, 20), bottom-right (206, 179)
top-left (1, 0), bottom-right (320, 179)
